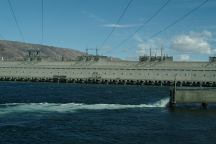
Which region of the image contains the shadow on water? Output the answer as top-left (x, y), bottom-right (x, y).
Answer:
top-left (168, 104), bottom-right (216, 116)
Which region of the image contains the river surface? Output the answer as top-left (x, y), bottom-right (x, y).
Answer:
top-left (0, 82), bottom-right (216, 144)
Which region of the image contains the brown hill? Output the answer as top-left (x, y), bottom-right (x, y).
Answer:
top-left (0, 40), bottom-right (85, 61)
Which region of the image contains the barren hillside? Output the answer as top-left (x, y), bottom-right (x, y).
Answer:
top-left (0, 40), bottom-right (85, 61)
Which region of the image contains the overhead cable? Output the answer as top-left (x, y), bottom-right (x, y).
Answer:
top-left (7, 0), bottom-right (25, 42)
top-left (150, 0), bottom-right (209, 38)
top-left (41, 0), bottom-right (44, 44)
top-left (115, 0), bottom-right (171, 49)
top-left (100, 0), bottom-right (134, 49)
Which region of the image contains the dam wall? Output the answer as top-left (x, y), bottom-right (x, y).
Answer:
top-left (0, 60), bottom-right (216, 86)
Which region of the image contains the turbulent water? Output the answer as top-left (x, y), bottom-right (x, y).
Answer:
top-left (0, 82), bottom-right (216, 144)
top-left (0, 98), bottom-right (169, 116)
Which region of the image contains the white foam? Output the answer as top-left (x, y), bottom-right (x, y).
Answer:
top-left (0, 98), bottom-right (169, 115)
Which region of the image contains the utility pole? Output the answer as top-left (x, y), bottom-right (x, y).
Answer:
top-left (149, 48), bottom-right (152, 61)
top-left (161, 45), bottom-right (164, 61)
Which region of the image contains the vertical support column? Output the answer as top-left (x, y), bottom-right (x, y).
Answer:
top-left (169, 88), bottom-right (176, 107)
top-left (169, 80), bottom-right (176, 107)
top-left (201, 103), bottom-right (208, 108)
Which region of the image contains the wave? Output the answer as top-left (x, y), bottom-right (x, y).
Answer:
top-left (0, 98), bottom-right (169, 115)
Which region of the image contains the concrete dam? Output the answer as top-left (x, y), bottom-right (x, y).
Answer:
top-left (1, 53), bottom-right (216, 107)
top-left (1, 55), bottom-right (216, 87)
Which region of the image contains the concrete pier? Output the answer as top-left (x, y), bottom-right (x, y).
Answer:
top-left (170, 87), bottom-right (216, 107)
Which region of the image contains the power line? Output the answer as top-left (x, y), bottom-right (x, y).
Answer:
top-left (100, 0), bottom-right (134, 49)
top-left (7, 0), bottom-right (25, 42)
top-left (41, 0), bottom-right (44, 44)
top-left (150, 0), bottom-right (209, 39)
top-left (114, 0), bottom-right (171, 49)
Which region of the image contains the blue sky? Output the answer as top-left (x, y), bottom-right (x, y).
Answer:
top-left (0, 0), bottom-right (216, 61)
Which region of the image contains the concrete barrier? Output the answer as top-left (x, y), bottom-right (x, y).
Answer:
top-left (170, 87), bottom-right (216, 107)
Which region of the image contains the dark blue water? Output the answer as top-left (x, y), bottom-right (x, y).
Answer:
top-left (0, 82), bottom-right (216, 144)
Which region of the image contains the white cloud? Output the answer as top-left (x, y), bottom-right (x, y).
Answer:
top-left (171, 31), bottom-right (213, 54)
top-left (133, 34), bottom-right (144, 43)
top-left (177, 54), bottom-right (190, 61)
top-left (137, 42), bottom-right (153, 56)
top-left (102, 24), bottom-right (139, 28)
top-left (134, 35), bottom-right (164, 56)
top-left (82, 11), bottom-right (105, 23)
